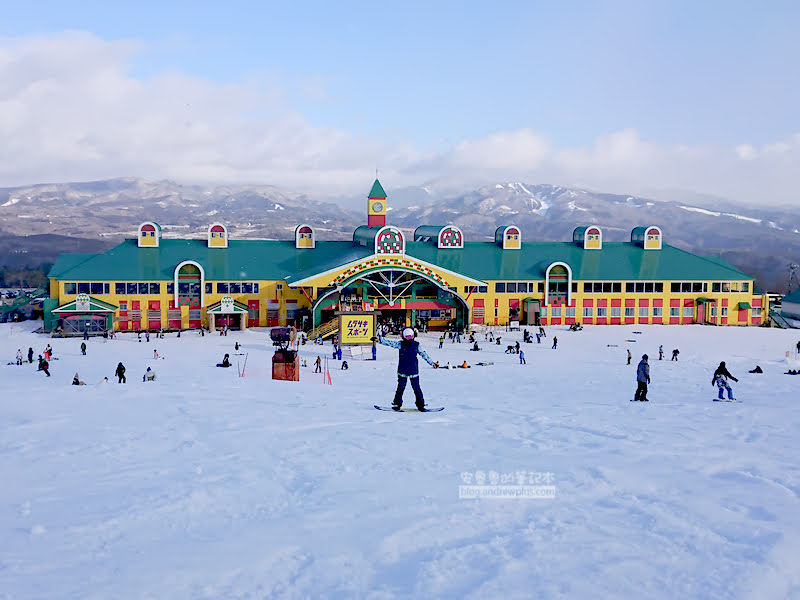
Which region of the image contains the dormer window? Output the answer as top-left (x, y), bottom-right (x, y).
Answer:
top-left (207, 223), bottom-right (228, 248)
top-left (295, 224), bottom-right (316, 248)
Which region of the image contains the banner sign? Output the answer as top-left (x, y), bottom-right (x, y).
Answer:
top-left (339, 313), bottom-right (376, 345)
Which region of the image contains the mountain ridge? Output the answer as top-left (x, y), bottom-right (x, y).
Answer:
top-left (0, 177), bottom-right (796, 292)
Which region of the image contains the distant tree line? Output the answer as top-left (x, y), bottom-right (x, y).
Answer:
top-left (0, 264), bottom-right (51, 289)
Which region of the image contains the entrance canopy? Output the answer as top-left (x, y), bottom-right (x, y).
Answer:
top-left (54, 293), bottom-right (118, 314)
top-left (206, 296), bottom-right (248, 314)
top-left (695, 297), bottom-right (717, 304)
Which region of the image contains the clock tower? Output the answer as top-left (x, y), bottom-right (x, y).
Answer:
top-left (367, 179), bottom-right (387, 227)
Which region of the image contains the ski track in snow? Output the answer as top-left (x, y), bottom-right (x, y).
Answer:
top-left (2, 321), bottom-right (800, 599)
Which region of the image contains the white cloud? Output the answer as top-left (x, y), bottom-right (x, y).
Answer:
top-left (0, 33), bottom-right (798, 206)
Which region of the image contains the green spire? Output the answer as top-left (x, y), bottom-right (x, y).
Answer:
top-left (368, 179), bottom-right (386, 198)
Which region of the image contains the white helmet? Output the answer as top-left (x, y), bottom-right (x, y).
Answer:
top-left (402, 327), bottom-right (415, 340)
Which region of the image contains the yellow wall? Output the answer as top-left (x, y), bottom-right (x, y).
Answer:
top-left (50, 273), bottom-right (767, 331)
top-left (468, 281), bottom-right (766, 326)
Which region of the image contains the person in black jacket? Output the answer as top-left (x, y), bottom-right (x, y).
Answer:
top-left (712, 361), bottom-right (738, 400)
top-left (375, 327), bottom-right (435, 411)
top-left (115, 362), bottom-right (126, 383)
top-left (216, 353), bottom-right (231, 368)
top-left (37, 355), bottom-right (50, 377)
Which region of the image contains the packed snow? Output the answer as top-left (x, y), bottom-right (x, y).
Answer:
top-left (2, 320), bottom-right (800, 599)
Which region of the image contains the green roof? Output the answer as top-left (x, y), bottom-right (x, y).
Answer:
top-left (50, 239), bottom-right (755, 285)
top-left (51, 239), bottom-right (373, 282)
top-left (400, 241), bottom-right (753, 282)
top-left (782, 288), bottom-right (800, 304)
top-left (48, 253), bottom-right (97, 278)
top-left (368, 179), bottom-right (386, 198)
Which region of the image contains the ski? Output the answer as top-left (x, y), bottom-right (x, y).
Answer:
top-left (374, 405), bottom-right (444, 412)
top-left (713, 398), bottom-right (742, 402)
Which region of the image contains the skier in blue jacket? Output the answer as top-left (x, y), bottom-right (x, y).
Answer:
top-left (375, 327), bottom-right (436, 411)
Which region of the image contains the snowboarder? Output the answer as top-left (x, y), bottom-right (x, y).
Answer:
top-left (471, 342), bottom-right (480, 351)
top-left (627, 349), bottom-right (632, 365)
top-left (15, 349), bottom-right (23, 365)
top-left (671, 349), bottom-right (680, 361)
top-left (539, 326), bottom-right (546, 337)
top-left (515, 341), bottom-right (520, 354)
top-left (83, 329), bottom-right (89, 341)
top-left (520, 349), bottom-right (526, 365)
top-left (143, 367), bottom-right (156, 382)
top-left (145, 331), bottom-right (150, 342)
top-left (115, 362), bottom-right (126, 383)
top-left (72, 373), bottom-right (86, 386)
top-left (80, 341), bottom-right (86, 356)
top-left (536, 333), bottom-right (541, 344)
top-left (748, 365), bottom-right (763, 373)
top-left (235, 341), bottom-right (240, 351)
top-left (552, 336), bottom-right (558, 349)
top-left (154, 349), bottom-right (159, 359)
top-left (374, 327), bottom-right (435, 411)
top-left (27, 347), bottom-right (33, 363)
top-left (634, 354), bottom-right (650, 401)
top-left (439, 336), bottom-right (444, 349)
top-left (659, 345), bottom-right (664, 360)
top-left (216, 353), bottom-right (231, 368)
top-left (314, 356), bottom-right (322, 373)
top-left (341, 360), bottom-right (349, 370)
top-left (38, 356), bottom-right (50, 377)
top-left (712, 361), bottom-right (738, 400)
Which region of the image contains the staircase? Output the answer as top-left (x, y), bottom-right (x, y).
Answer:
top-left (769, 309), bottom-right (798, 329)
top-left (309, 317), bottom-right (339, 340)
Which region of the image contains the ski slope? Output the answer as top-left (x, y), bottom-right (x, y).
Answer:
top-left (2, 321), bottom-right (800, 599)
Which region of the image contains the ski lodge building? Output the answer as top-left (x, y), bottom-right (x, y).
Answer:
top-left (46, 179), bottom-right (767, 336)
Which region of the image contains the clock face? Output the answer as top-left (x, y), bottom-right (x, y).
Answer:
top-left (371, 201), bottom-right (384, 213)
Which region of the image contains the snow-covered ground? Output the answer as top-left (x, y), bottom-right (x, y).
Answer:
top-left (2, 321), bottom-right (800, 599)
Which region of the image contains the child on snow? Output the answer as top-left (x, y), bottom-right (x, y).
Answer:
top-left (374, 327), bottom-right (436, 411)
top-left (115, 362), bottom-right (126, 383)
top-left (712, 362), bottom-right (738, 400)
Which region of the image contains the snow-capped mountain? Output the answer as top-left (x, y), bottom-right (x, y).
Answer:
top-left (1, 178), bottom-right (798, 292)
top-left (0, 178), bottom-right (362, 241)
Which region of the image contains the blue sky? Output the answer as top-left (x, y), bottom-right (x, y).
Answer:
top-left (1, 0), bottom-right (798, 203)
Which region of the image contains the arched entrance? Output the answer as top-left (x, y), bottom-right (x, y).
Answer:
top-left (312, 268), bottom-right (469, 332)
top-left (174, 261), bottom-right (204, 329)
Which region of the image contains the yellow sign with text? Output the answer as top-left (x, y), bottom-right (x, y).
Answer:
top-left (339, 314), bottom-right (375, 345)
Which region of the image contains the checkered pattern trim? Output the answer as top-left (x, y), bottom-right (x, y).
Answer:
top-left (376, 230), bottom-right (403, 254)
top-left (439, 228), bottom-right (463, 248)
top-left (331, 257), bottom-right (449, 287)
